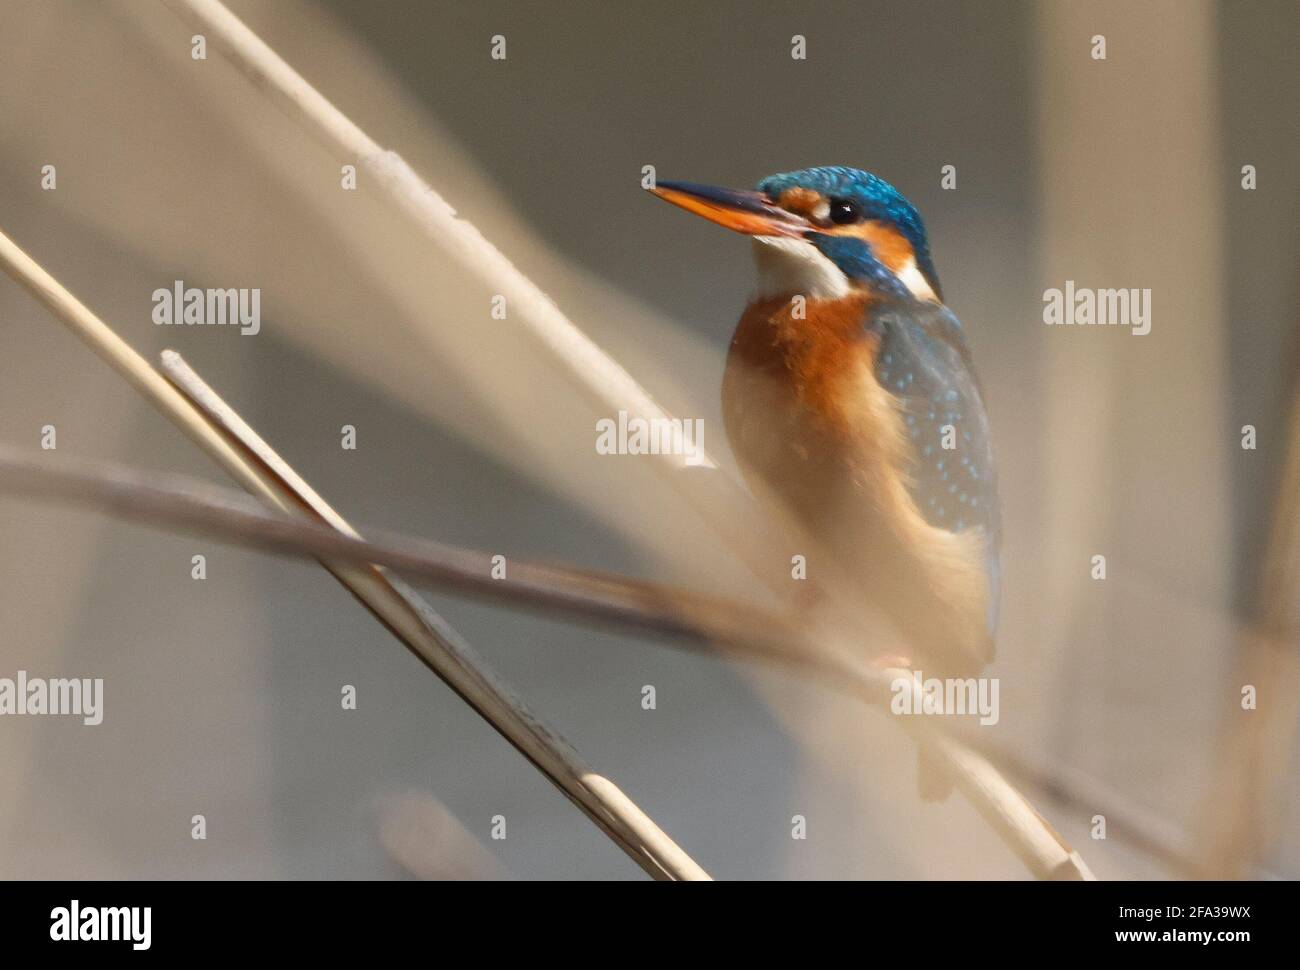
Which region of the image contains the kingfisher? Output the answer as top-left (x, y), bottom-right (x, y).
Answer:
top-left (649, 167), bottom-right (1000, 799)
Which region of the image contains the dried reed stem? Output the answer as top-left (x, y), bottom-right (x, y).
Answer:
top-left (0, 437), bottom-right (1094, 878)
top-left (153, 0), bottom-right (1095, 880)
top-left (0, 224), bottom-right (708, 881)
top-left (161, 0), bottom-right (716, 472)
top-left (1191, 347), bottom-right (1300, 877)
top-left (0, 441), bottom-right (870, 693)
top-left (158, 0), bottom-right (785, 594)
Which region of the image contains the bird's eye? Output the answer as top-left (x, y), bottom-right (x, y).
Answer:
top-left (832, 198), bottom-right (863, 224)
top-left (829, 199), bottom-right (861, 225)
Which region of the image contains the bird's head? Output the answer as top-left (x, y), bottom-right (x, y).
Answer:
top-left (650, 165), bottom-right (941, 304)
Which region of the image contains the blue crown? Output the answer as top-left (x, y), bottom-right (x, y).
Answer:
top-left (757, 166), bottom-right (940, 298)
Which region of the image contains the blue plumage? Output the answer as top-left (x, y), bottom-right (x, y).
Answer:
top-left (758, 166), bottom-right (942, 299)
top-left (649, 164), bottom-right (1002, 797)
top-left (868, 301), bottom-right (1001, 635)
top-left (755, 166), bottom-right (997, 634)
top-left (754, 167), bottom-right (993, 626)
top-left (807, 235), bottom-right (913, 300)
top-left (648, 163), bottom-right (1001, 666)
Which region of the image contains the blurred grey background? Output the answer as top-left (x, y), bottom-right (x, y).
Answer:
top-left (0, 0), bottom-right (1296, 879)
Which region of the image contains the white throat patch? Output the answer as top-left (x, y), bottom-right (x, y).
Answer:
top-left (750, 236), bottom-right (941, 303)
top-left (750, 236), bottom-right (850, 300)
top-left (895, 257), bottom-right (939, 302)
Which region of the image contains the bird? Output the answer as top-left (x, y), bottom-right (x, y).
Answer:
top-left (648, 166), bottom-right (1000, 800)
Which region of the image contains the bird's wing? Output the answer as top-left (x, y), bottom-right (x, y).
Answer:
top-left (867, 301), bottom-right (1001, 632)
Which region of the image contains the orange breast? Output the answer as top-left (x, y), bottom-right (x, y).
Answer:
top-left (721, 293), bottom-right (994, 674)
top-left (721, 290), bottom-right (914, 541)
top-left (724, 292), bottom-right (907, 459)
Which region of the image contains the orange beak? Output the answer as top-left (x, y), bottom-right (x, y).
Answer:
top-left (649, 179), bottom-right (811, 237)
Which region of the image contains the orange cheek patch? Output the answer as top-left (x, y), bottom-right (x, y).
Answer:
top-left (777, 187), bottom-right (824, 217)
top-left (826, 220), bottom-right (916, 275)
